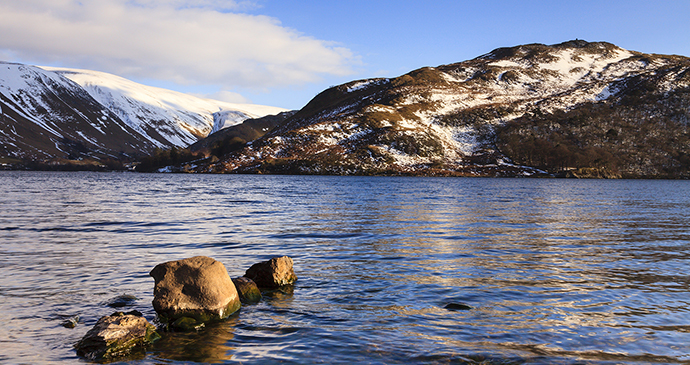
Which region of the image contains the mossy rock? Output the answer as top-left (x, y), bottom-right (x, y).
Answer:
top-left (232, 277), bottom-right (262, 304)
top-left (75, 313), bottom-right (160, 362)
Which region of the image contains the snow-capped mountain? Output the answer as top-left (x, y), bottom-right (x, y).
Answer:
top-left (197, 40), bottom-right (690, 178)
top-left (0, 62), bottom-right (286, 160)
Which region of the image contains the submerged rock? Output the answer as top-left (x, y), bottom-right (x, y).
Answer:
top-left (444, 303), bottom-right (472, 311)
top-left (171, 316), bottom-right (206, 331)
top-left (61, 316), bottom-right (80, 329)
top-left (232, 277), bottom-right (262, 304)
top-left (74, 312), bottom-right (160, 361)
top-left (244, 256), bottom-right (297, 289)
top-left (106, 294), bottom-right (138, 308)
top-left (149, 256), bottom-right (241, 329)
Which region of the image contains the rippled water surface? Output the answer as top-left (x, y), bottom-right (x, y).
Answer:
top-left (1, 171), bottom-right (690, 364)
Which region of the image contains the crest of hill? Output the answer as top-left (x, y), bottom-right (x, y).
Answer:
top-left (271, 41), bottom-right (638, 135)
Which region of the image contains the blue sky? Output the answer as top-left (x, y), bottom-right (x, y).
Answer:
top-left (1, 0), bottom-right (689, 110)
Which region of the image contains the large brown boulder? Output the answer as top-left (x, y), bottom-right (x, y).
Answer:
top-left (75, 312), bottom-right (160, 361)
top-left (149, 256), bottom-right (240, 327)
top-left (244, 256), bottom-right (297, 289)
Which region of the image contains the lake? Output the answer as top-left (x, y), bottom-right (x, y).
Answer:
top-left (1, 171), bottom-right (689, 364)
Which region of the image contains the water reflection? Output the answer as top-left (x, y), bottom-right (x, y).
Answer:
top-left (151, 319), bottom-right (237, 363)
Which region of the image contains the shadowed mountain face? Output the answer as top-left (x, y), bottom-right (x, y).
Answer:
top-left (0, 62), bottom-right (152, 160)
top-left (0, 62), bottom-right (285, 162)
top-left (198, 41), bottom-right (690, 178)
top-left (189, 111), bottom-right (297, 158)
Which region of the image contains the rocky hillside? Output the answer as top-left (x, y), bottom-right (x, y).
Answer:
top-left (195, 40), bottom-right (690, 178)
top-left (0, 62), bottom-right (286, 162)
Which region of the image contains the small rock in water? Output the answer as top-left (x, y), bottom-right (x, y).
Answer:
top-left (121, 310), bottom-right (144, 317)
top-left (244, 256), bottom-right (297, 289)
top-left (232, 277), bottom-right (262, 304)
top-left (74, 312), bottom-right (160, 361)
top-left (61, 316), bottom-right (80, 328)
top-left (149, 256), bottom-right (241, 329)
top-left (106, 294), bottom-right (138, 308)
top-left (444, 303), bottom-right (472, 311)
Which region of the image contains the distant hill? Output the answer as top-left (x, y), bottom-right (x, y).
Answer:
top-left (0, 62), bottom-right (286, 162)
top-left (192, 40), bottom-right (690, 178)
top-left (189, 111), bottom-right (296, 157)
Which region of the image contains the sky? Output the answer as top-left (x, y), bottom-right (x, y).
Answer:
top-left (1, 0), bottom-right (689, 110)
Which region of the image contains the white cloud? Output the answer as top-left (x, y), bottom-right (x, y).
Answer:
top-left (0, 0), bottom-right (356, 90)
top-left (204, 90), bottom-right (253, 104)
top-left (127, 0), bottom-right (261, 12)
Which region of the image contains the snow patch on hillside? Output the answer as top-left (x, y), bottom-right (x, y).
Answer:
top-left (347, 79), bottom-right (383, 92)
top-left (42, 66), bottom-right (287, 146)
top-left (210, 110), bottom-right (253, 134)
top-left (489, 60), bottom-right (523, 68)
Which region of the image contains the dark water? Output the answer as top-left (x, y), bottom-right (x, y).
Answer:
top-left (1, 171), bottom-right (689, 364)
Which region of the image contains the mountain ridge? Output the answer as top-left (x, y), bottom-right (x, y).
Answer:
top-left (0, 62), bottom-right (286, 162)
top-left (193, 40), bottom-right (690, 178)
